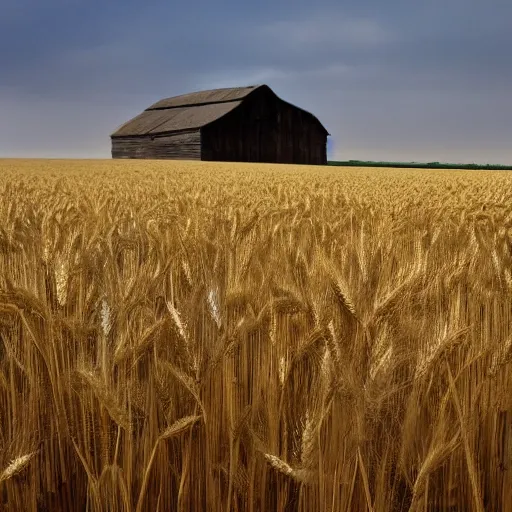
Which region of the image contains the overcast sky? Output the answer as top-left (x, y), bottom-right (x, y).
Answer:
top-left (1, 0), bottom-right (511, 163)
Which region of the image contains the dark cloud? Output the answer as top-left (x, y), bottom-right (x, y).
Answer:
top-left (0, 0), bottom-right (511, 163)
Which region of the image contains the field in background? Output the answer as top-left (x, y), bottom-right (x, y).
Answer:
top-left (328, 160), bottom-right (512, 171)
top-left (0, 159), bottom-right (511, 511)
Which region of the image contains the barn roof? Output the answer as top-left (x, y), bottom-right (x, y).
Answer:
top-left (111, 101), bottom-right (244, 137)
top-left (111, 84), bottom-right (328, 137)
top-left (146, 85), bottom-right (259, 110)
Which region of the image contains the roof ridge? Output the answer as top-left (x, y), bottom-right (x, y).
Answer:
top-left (165, 84), bottom-right (261, 97)
top-left (146, 97), bottom-right (251, 111)
top-left (145, 85), bottom-right (264, 110)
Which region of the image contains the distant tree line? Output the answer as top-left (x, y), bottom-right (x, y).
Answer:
top-left (328, 160), bottom-right (512, 171)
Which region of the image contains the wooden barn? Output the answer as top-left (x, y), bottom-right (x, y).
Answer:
top-left (110, 84), bottom-right (329, 165)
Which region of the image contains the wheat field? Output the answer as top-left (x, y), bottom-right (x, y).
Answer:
top-left (0, 158), bottom-right (511, 511)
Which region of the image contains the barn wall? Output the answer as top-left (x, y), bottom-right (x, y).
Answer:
top-left (201, 88), bottom-right (327, 165)
top-left (111, 131), bottom-right (201, 160)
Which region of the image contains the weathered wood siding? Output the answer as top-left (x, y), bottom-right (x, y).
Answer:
top-left (200, 87), bottom-right (327, 165)
top-left (111, 131), bottom-right (201, 160)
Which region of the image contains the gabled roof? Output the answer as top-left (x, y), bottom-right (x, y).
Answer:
top-left (111, 84), bottom-right (329, 138)
top-left (146, 85), bottom-right (259, 110)
top-left (111, 101), bottom-right (244, 137)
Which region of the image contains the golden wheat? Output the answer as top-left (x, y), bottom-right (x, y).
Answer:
top-left (0, 158), bottom-right (511, 511)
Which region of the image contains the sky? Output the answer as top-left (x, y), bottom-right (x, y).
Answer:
top-left (1, 0), bottom-right (511, 164)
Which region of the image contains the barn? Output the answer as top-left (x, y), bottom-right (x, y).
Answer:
top-left (110, 84), bottom-right (329, 165)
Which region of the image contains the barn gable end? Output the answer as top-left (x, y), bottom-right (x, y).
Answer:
top-left (110, 84), bottom-right (329, 165)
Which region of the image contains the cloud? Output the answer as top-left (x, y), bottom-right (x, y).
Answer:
top-left (192, 62), bottom-right (359, 92)
top-left (0, 0), bottom-right (511, 164)
top-left (259, 13), bottom-right (396, 48)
